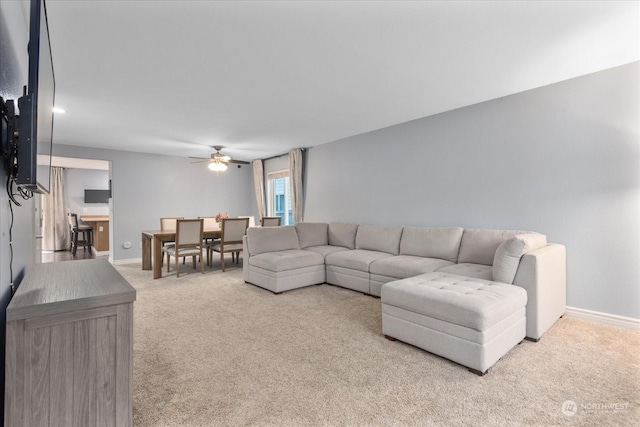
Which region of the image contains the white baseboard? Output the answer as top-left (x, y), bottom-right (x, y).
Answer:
top-left (565, 306), bottom-right (640, 332)
top-left (112, 257), bottom-right (142, 266)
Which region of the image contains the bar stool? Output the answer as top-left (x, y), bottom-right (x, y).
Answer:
top-left (68, 213), bottom-right (93, 256)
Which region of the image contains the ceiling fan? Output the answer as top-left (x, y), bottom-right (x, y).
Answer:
top-left (189, 146), bottom-right (250, 172)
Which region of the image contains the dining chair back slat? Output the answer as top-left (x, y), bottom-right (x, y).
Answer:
top-left (237, 215), bottom-right (255, 227)
top-left (199, 217), bottom-right (219, 230)
top-left (261, 217), bottom-right (282, 227)
top-left (207, 217), bottom-right (249, 272)
top-left (160, 217), bottom-right (184, 231)
top-left (177, 219), bottom-right (203, 247)
top-left (222, 218), bottom-right (250, 243)
top-left (159, 217), bottom-right (184, 267)
top-left (164, 219), bottom-right (204, 277)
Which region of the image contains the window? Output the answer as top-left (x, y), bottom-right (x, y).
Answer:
top-left (267, 170), bottom-right (293, 225)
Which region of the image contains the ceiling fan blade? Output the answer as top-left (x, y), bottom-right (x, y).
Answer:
top-left (191, 160), bottom-right (208, 164)
top-left (190, 146), bottom-right (248, 167)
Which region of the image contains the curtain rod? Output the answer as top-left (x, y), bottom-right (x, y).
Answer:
top-left (260, 147), bottom-right (307, 162)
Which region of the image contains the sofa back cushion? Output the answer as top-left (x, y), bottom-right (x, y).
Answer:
top-left (295, 222), bottom-right (329, 249)
top-left (457, 228), bottom-right (527, 265)
top-left (247, 225), bottom-right (299, 255)
top-left (328, 222), bottom-right (359, 249)
top-left (493, 233), bottom-right (547, 283)
top-left (355, 225), bottom-right (403, 255)
top-left (400, 227), bottom-right (464, 262)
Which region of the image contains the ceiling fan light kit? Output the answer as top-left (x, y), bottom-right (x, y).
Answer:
top-left (208, 161), bottom-right (228, 172)
top-left (189, 145), bottom-right (250, 173)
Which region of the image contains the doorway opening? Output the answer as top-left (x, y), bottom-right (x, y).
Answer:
top-left (40, 156), bottom-right (112, 263)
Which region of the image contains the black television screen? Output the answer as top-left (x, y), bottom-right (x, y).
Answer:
top-left (85, 189), bottom-right (110, 204)
top-left (17, 0), bottom-right (54, 194)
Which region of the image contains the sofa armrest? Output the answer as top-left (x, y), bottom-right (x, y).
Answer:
top-left (512, 243), bottom-right (566, 340)
top-left (243, 235), bottom-right (250, 282)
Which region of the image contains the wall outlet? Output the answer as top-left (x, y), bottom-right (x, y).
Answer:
top-left (82, 207), bottom-right (88, 213)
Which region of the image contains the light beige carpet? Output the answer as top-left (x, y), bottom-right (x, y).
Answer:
top-left (114, 262), bottom-right (640, 427)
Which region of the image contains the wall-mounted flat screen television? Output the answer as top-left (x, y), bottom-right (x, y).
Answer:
top-left (85, 189), bottom-right (110, 204)
top-left (17, 0), bottom-right (55, 194)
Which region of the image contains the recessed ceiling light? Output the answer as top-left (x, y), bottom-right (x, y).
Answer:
top-left (53, 107), bottom-right (66, 114)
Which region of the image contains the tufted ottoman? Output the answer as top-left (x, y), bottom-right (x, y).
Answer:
top-left (381, 272), bottom-right (527, 375)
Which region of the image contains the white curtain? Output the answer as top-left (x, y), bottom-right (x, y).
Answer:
top-left (42, 167), bottom-right (70, 251)
top-left (289, 148), bottom-right (303, 223)
top-left (252, 160), bottom-right (266, 219)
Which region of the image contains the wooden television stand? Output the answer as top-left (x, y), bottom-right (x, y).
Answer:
top-left (4, 259), bottom-right (136, 426)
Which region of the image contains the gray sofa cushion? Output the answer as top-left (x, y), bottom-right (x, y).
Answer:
top-left (457, 229), bottom-right (527, 266)
top-left (436, 263), bottom-right (494, 281)
top-left (325, 249), bottom-right (394, 272)
top-left (493, 233), bottom-right (548, 284)
top-left (400, 227), bottom-right (464, 262)
top-left (370, 256), bottom-right (454, 279)
top-left (303, 245), bottom-right (349, 258)
top-left (247, 226), bottom-right (299, 255)
top-left (248, 249), bottom-right (324, 272)
top-left (295, 222), bottom-right (329, 249)
top-left (355, 225), bottom-right (403, 255)
top-left (328, 222), bottom-right (359, 249)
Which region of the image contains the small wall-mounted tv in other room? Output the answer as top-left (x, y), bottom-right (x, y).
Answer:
top-left (85, 189), bottom-right (110, 204)
top-left (17, 0), bottom-right (55, 194)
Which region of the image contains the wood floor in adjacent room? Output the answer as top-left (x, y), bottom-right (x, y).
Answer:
top-left (41, 249), bottom-right (107, 263)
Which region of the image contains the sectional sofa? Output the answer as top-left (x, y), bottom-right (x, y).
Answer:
top-left (242, 222), bottom-right (566, 375)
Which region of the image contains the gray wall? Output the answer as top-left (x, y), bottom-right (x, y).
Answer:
top-left (264, 155), bottom-right (289, 174)
top-left (52, 144), bottom-right (256, 260)
top-left (305, 62), bottom-right (640, 319)
top-left (65, 168), bottom-right (110, 216)
top-left (0, 0), bottom-right (36, 416)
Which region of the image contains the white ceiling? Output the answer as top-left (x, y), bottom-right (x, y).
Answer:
top-left (43, 1), bottom-right (639, 162)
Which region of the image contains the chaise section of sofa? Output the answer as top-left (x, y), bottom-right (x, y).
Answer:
top-left (428, 228), bottom-right (563, 340)
top-left (381, 272), bottom-right (528, 375)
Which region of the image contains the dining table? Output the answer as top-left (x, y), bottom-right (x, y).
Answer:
top-left (141, 228), bottom-right (222, 279)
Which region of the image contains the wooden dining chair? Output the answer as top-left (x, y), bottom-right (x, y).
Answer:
top-left (160, 217), bottom-right (184, 266)
top-left (160, 217), bottom-right (183, 231)
top-left (261, 216), bottom-right (282, 227)
top-left (199, 216), bottom-right (219, 230)
top-left (164, 219), bottom-right (204, 277)
top-left (237, 215), bottom-right (255, 227)
top-left (207, 217), bottom-right (249, 271)
top-left (198, 216), bottom-right (220, 247)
